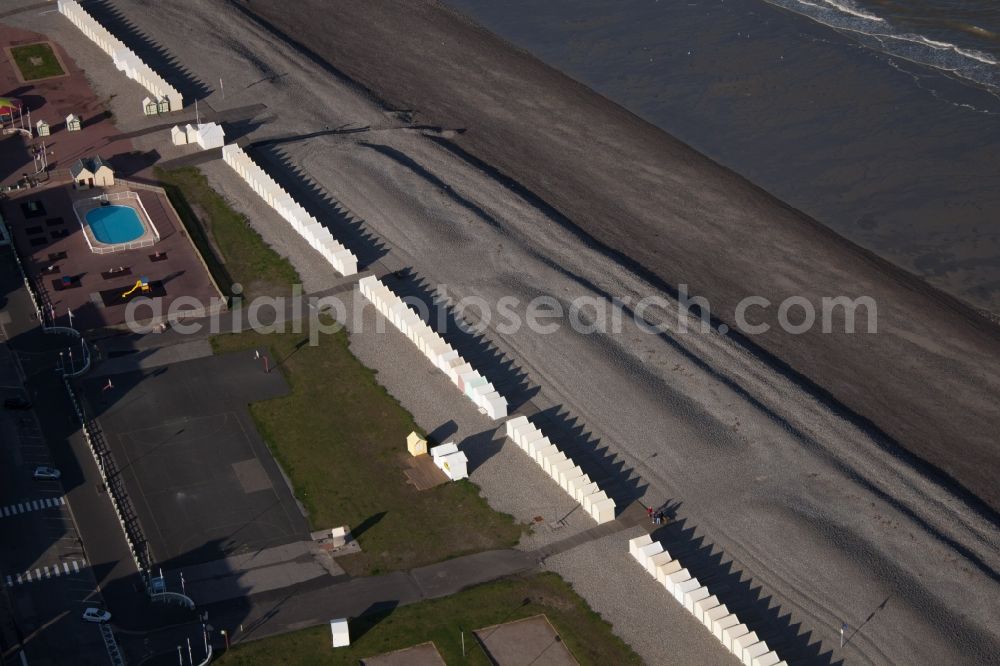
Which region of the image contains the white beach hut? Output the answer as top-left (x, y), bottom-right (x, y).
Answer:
top-left (170, 125), bottom-right (188, 145)
top-left (430, 442), bottom-right (469, 481)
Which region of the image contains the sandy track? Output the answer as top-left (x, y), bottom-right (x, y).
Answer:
top-left (11, 0), bottom-right (999, 663)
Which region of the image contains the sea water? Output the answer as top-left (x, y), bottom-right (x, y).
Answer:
top-left (442, 0), bottom-right (1000, 313)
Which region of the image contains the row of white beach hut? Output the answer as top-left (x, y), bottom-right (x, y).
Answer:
top-left (504, 415), bottom-right (616, 524)
top-left (358, 275), bottom-right (508, 420)
top-left (171, 122), bottom-right (225, 150)
top-left (57, 0), bottom-right (183, 111)
top-left (629, 534), bottom-right (787, 666)
top-left (222, 144), bottom-right (357, 277)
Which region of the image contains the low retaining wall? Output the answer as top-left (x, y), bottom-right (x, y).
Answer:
top-left (57, 0), bottom-right (183, 110)
top-left (505, 415), bottom-right (616, 523)
top-left (358, 275), bottom-right (508, 419)
top-left (628, 534), bottom-right (787, 666)
top-left (222, 144), bottom-right (358, 276)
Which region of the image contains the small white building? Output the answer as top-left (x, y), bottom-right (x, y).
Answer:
top-left (170, 124), bottom-right (187, 146)
top-left (65, 113), bottom-right (81, 131)
top-left (330, 526), bottom-right (350, 548)
top-left (430, 442), bottom-right (468, 481)
top-left (35, 119), bottom-right (50, 137)
top-left (174, 122), bottom-right (225, 150)
top-left (329, 619), bottom-right (350, 648)
top-left (194, 121), bottom-right (224, 149)
top-left (143, 96), bottom-right (159, 116)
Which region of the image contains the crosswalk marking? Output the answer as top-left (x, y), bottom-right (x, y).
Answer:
top-left (0, 496), bottom-right (65, 519)
top-left (3, 559), bottom-right (87, 587)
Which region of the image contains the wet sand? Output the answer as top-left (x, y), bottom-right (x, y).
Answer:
top-left (443, 0), bottom-right (1000, 314)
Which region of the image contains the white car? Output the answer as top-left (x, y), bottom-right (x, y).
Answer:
top-left (33, 466), bottom-right (61, 480)
top-left (81, 608), bottom-right (111, 623)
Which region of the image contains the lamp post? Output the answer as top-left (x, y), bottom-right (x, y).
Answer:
top-left (220, 629), bottom-right (228, 651)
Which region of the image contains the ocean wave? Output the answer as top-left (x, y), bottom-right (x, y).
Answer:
top-left (818, 0), bottom-right (883, 23)
top-left (763, 0), bottom-right (1000, 91)
top-left (909, 34), bottom-right (998, 66)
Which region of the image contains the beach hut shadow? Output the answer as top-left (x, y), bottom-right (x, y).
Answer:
top-left (531, 404), bottom-right (647, 512)
top-left (87, 0), bottom-right (212, 102)
top-left (650, 516), bottom-right (840, 665)
top-left (247, 144), bottom-right (389, 268)
top-left (383, 266), bottom-right (539, 412)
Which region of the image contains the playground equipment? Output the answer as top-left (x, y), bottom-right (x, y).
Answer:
top-left (121, 278), bottom-right (150, 299)
top-left (0, 97), bottom-right (30, 136)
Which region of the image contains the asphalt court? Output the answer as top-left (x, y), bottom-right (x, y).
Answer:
top-left (83, 350), bottom-right (310, 567)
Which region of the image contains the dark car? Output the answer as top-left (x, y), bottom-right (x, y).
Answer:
top-left (3, 397), bottom-right (32, 410)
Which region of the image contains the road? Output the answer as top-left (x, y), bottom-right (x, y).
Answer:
top-left (0, 257), bottom-right (109, 665)
top-left (0, 250), bottom-right (206, 665)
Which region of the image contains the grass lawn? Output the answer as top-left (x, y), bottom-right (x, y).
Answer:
top-left (211, 327), bottom-right (523, 575)
top-left (160, 164), bottom-right (522, 574)
top-left (217, 572), bottom-right (641, 665)
top-left (10, 43), bottom-right (64, 80)
top-left (155, 167), bottom-right (299, 298)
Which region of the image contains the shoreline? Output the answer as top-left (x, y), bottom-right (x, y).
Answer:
top-left (236, 0), bottom-right (1000, 515)
top-left (439, 0), bottom-right (1000, 317)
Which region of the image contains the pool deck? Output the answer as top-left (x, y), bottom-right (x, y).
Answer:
top-left (3, 178), bottom-right (224, 331)
top-left (1, 21), bottom-right (223, 332)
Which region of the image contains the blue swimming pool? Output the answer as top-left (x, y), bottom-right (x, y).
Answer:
top-left (85, 205), bottom-right (146, 244)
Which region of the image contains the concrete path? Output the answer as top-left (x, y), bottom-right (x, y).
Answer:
top-left (212, 547), bottom-right (539, 646)
top-left (207, 515), bottom-right (645, 647)
top-left (165, 541), bottom-right (340, 606)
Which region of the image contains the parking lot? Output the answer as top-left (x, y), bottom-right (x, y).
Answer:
top-left (0, 342), bottom-right (108, 665)
top-left (82, 350), bottom-right (311, 569)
